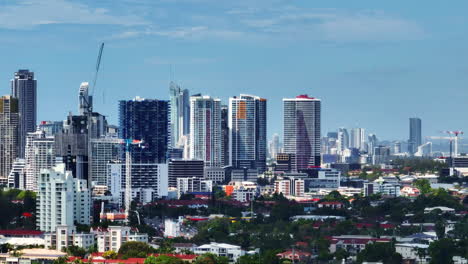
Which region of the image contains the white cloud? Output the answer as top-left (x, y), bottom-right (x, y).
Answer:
top-left (238, 9), bottom-right (424, 42)
top-left (110, 26), bottom-right (245, 40)
top-left (0, 0), bottom-right (147, 29)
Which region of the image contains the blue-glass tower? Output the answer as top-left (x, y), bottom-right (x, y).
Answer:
top-left (119, 97), bottom-right (170, 163)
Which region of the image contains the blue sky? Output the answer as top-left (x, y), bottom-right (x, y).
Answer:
top-left (0, 0), bottom-right (468, 142)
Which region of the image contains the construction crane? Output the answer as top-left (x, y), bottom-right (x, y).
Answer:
top-left (91, 43), bottom-right (104, 98)
top-left (426, 131), bottom-right (464, 158)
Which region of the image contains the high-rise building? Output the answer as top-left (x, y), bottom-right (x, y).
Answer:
top-left (55, 112), bottom-right (106, 181)
top-left (0, 96), bottom-right (19, 184)
top-left (229, 94), bottom-right (267, 172)
top-left (24, 130), bottom-right (55, 191)
top-left (36, 163), bottom-right (91, 232)
top-left (168, 159), bottom-right (204, 188)
top-left (269, 133), bottom-right (280, 159)
top-left (55, 82), bottom-right (108, 182)
top-left (221, 105), bottom-right (229, 166)
top-left (189, 95), bottom-right (222, 167)
top-left (119, 96), bottom-right (169, 163)
top-left (11, 70), bottom-right (37, 158)
top-left (408, 117), bottom-right (422, 155)
top-left (367, 134), bottom-right (378, 155)
top-left (350, 128), bottom-right (366, 151)
top-left (169, 82), bottom-right (190, 148)
top-left (337, 128), bottom-right (349, 153)
top-left (90, 137), bottom-right (121, 186)
top-left (283, 95), bottom-right (321, 171)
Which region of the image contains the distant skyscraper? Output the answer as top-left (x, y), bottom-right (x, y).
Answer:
top-left (269, 133), bottom-right (280, 159)
top-left (337, 128), bottom-right (349, 153)
top-left (24, 130), bottom-right (55, 191)
top-left (408, 117), bottom-right (422, 155)
top-left (189, 95), bottom-right (222, 167)
top-left (283, 95), bottom-right (321, 171)
top-left (229, 94), bottom-right (267, 172)
top-left (350, 128), bottom-right (366, 151)
top-left (221, 105), bottom-right (229, 166)
top-left (367, 134), bottom-right (378, 155)
top-left (0, 96), bottom-right (19, 184)
top-left (119, 96), bottom-right (169, 163)
top-left (11, 70), bottom-right (37, 158)
top-left (169, 82), bottom-right (190, 148)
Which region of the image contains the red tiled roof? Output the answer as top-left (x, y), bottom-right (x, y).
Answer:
top-left (0, 230), bottom-right (43, 236)
top-left (73, 254), bottom-right (197, 264)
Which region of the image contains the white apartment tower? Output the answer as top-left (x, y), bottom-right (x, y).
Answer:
top-left (37, 163), bottom-right (91, 232)
top-left (350, 128), bottom-right (366, 151)
top-left (24, 129), bottom-right (55, 191)
top-left (189, 95), bottom-right (222, 167)
top-left (89, 137), bottom-right (121, 186)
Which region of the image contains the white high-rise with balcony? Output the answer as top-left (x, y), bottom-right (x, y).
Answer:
top-left (36, 163), bottom-right (90, 232)
top-left (24, 130), bottom-right (55, 191)
top-left (190, 95), bottom-right (222, 167)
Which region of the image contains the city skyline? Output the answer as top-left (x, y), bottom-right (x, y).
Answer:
top-left (1, 1), bottom-right (468, 140)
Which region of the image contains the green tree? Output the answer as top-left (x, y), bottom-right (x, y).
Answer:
top-left (236, 255), bottom-right (261, 264)
top-left (144, 255), bottom-right (184, 264)
top-left (356, 242), bottom-right (402, 264)
top-left (102, 250), bottom-right (118, 259)
top-left (53, 256), bottom-right (69, 264)
top-left (65, 245), bottom-right (87, 258)
top-left (435, 220), bottom-right (445, 240)
top-left (194, 253), bottom-right (229, 264)
top-left (413, 179), bottom-right (432, 195)
top-left (118, 241), bottom-right (154, 259)
top-left (428, 238), bottom-right (456, 264)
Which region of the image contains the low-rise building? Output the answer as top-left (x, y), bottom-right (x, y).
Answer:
top-left (276, 250), bottom-right (312, 262)
top-left (395, 243), bottom-right (430, 263)
top-left (364, 177), bottom-right (400, 197)
top-left (194, 242), bottom-right (244, 263)
top-left (329, 236), bottom-right (390, 254)
top-left (95, 226), bottom-right (148, 252)
top-left (45, 225), bottom-right (94, 251)
top-left (224, 182), bottom-right (258, 202)
top-left (400, 186), bottom-right (420, 197)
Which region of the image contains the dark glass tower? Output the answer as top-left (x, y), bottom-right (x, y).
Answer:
top-left (11, 70), bottom-right (37, 158)
top-left (119, 97), bottom-right (170, 163)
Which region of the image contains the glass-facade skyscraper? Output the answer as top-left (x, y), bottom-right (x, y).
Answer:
top-left (408, 117), bottom-right (422, 155)
top-left (11, 70), bottom-right (37, 158)
top-left (119, 97), bottom-right (170, 163)
top-left (229, 94), bottom-right (267, 173)
top-left (283, 95), bottom-right (321, 171)
top-left (169, 82), bottom-right (190, 148)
